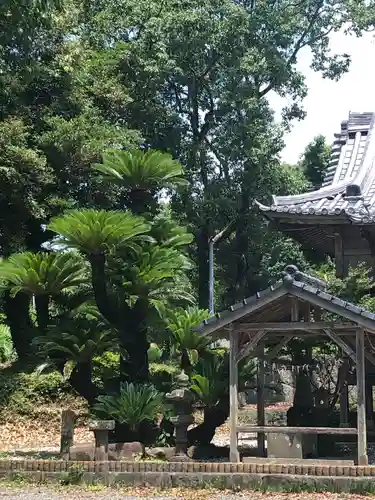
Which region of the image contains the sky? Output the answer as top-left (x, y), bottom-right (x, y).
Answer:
top-left (268, 30), bottom-right (375, 165)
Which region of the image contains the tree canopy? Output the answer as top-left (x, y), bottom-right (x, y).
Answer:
top-left (0, 0), bottom-right (375, 447)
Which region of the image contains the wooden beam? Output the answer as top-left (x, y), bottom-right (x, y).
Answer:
top-left (322, 328), bottom-right (356, 363)
top-left (237, 426), bottom-right (357, 436)
top-left (291, 287), bottom-right (375, 333)
top-left (229, 329), bottom-right (240, 463)
top-left (303, 302), bottom-right (311, 322)
top-left (339, 357), bottom-right (349, 427)
top-left (346, 337), bottom-right (375, 368)
top-left (266, 336), bottom-right (294, 361)
top-left (234, 322), bottom-right (357, 332)
top-left (257, 343), bottom-right (265, 457)
top-left (236, 330), bottom-right (267, 363)
top-left (356, 328), bottom-right (368, 466)
top-left (291, 297), bottom-right (299, 321)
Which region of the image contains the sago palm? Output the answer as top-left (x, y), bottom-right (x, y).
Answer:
top-left (122, 246), bottom-right (195, 315)
top-left (166, 306), bottom-right (211, 372)
top-left (92, 149), bottom-right (189, 191)
top-left (94, 382), bottom-right (164, 433)
top-left (151, 209), bottom-right (194, 249)
top-left (48, 209), bottom-right (151, 255)
top-left (0, 251), bottom-right (87, 297)
top-left (191, 356), bottom-right (229, 410)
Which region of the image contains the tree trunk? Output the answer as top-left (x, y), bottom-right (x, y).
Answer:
top-left (69, 360), bottom-right (98, 406)
top-left (35, 294), bottom-right (50, 333)
top-left (121, 332), bottom-right (150, 383)
top-left (197, 227), bottom-right (210, 310)
top-left (188, 396), bottom-right (229, 446)
top-left (89, 253), bottom-right (119, 325)
top-left (128, 188), bottom-right (156, 216)
top-left (3, 291), bottom-right (35, 361)
top-left (119, 298), bottom-right (150, 383)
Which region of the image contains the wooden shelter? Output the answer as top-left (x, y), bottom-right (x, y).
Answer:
top-left (196, 265), bottom-right (375, 465)
top-left (256, 112), bottom-right (375, 277)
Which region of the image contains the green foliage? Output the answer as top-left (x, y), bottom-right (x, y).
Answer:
top-left (0, 367), bottom-right (70, 417)
top-left (149, 362), bottom-right (179, 393)
top-left (94, 382), bottom-right (164, 431)
top-left (122, 245), bottom-right (196, 318)
top-left (48, 209), bottom-right (151, 254)
top-left (60, 464), bottom-right (84, 485)
top-left (93, 149), bottom-right (189, 190)
top-left (166, 307), bottom-right (211, 368)
top-left (191, 353), bottom-right (257, 410)
top-left (36, 322), bottom-right (115, 366)
top-left (0, 325), bottom-right (14, 363)
top-left (299, 135), bottom-right (331, 188)
top-left (0, 252), bottom-right (87, 296)
top-left (314, 260), bottom-right (375, 310)
top-left (147, 343), bottom-right (162, 363)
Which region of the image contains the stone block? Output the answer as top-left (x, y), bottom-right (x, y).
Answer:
top-left (267, 432), bottom-right (317, 459)
top-left (145, 447), bottom-right (176, 461)
top-left (268, 433), bottom-right (303, 459)
top-left (69, 442), bottom-right (143, 461)
top-left (88, 420), bottom-right (115, 431)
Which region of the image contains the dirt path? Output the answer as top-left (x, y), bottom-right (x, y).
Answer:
top-left (0, 486), bottom-right (369, 500)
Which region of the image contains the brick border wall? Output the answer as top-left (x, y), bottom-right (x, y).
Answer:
top-left (1, 460), bottom-right (375, 477)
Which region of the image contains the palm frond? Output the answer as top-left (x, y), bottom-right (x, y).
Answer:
top-left (0, 251), bottom-right (87, 296)
top-left (94, 382), bottom-right (164, 432)
top-left (93, 149), bottom-right (189, 190)
top-left (48, 209), bottom-right (151, 255)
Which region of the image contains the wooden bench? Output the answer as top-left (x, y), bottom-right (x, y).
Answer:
top-left (237, 426), bottom-right (357, 459)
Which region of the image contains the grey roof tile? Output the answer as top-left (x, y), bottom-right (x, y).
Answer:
top-left (195, 265), bottom-right (375, 334)
top-left (256, 112), bottom-right (375, 224)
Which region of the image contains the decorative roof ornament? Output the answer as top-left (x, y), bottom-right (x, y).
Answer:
top-left (283, 265), bottom-right (327, 291)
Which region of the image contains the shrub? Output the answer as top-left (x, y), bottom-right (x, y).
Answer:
top-left (94, 382), bottom-right (164, 433)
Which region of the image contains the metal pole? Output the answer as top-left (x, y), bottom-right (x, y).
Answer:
top-left (208, 238), bottom-right (214, 314)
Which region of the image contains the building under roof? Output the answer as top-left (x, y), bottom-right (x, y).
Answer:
top-left (256, 112), bottom-right (375, 276)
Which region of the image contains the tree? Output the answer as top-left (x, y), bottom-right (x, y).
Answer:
top-left (92, 149), bottom-right (188, 215)
top-left (299, 135), bottom-right (331, 188)
top-left (78, 0), bottom-right (374, 309)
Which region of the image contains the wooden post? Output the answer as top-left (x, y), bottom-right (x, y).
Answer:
top-left (229, 328), bottom-right (240, 462)
top-left (334, 231), bottom-right (344, 278)
top-left (366, 383), bottom-right (374, 430)
top-left (339, 358), bottom-right (349, 427)
top-left (60, 409), bottom-right (76, 459)
top-left (356, 328), bottom-right (368, 465)
top-left (257, 342), bottom-right (266, 457)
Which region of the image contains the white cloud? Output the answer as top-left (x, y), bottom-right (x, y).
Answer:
top-left (269, 31), bottom-right (375, 164)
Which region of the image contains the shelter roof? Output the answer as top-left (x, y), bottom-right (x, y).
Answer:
top-left (196, 265), bottom-right (375, 337)
top-left (256, 112), bottom-right (375, 224)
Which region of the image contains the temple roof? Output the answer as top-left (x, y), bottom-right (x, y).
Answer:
top-left (257, 112), bottom-right (375, 224)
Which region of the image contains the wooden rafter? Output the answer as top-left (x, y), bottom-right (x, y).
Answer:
top-left (266, 336), bottom-right (294, 361)
top-left (236, 330), bottom-right (267, 363)
top-left (233, 322), bottom-right (357, 332)
top-left (322, 328), bottom-right (356, 364)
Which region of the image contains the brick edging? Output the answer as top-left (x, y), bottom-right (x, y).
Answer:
top-left (1, 460), bottom-right (375, 477)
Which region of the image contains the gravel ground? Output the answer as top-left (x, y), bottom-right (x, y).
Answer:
top-left (0, 487), bottom-right (370, 500)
